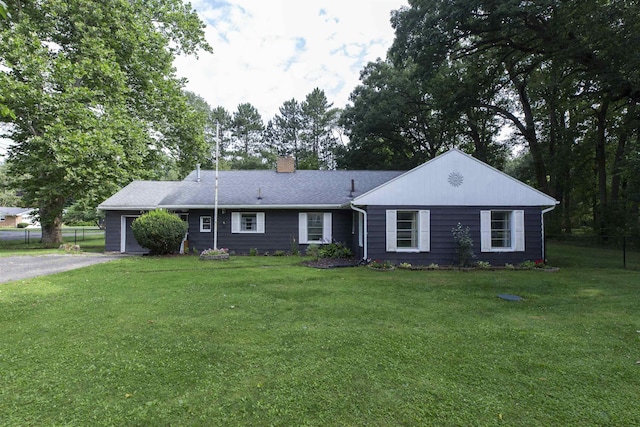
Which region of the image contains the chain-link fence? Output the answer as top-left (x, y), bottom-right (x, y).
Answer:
top-left (546, 234), bottom-right (640, 270)
top-left (0, 227), bottom-right (105, 248)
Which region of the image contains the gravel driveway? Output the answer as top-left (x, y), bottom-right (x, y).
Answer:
top-left (0, 253), bottom-right (125, 284)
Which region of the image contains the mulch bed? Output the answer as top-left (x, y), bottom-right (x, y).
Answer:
top-left (301, 258), bottom-right (360, 269)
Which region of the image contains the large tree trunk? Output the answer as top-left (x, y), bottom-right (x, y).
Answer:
top-left (505, 65), bottom-right (550, 194)
top-left (39, 196), bottom-right (65, 245)
top-left (594, 100), bottom-right (609, 235)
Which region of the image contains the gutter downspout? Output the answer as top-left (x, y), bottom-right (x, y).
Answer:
top-left (350, 202), bottom-right (368, 261)
top-left (541, 205), bottom-right (557, 261)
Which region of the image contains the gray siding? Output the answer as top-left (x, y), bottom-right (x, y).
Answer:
top-left (187, 209), bottom-right (353, 255)
top-left (367, 206), bottom-right (544, 265)
top-left (104, 210), bottom-right (149, 253)
top-left (104, 210), bottom-right (126, 252)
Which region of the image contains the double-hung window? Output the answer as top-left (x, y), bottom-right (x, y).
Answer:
top-left (200, 216), bottom-right (212, 232)
top-left (480, 210), bottom-right (524, 252)
top-left (299, 212), bottom-right (332, 244)
top-left (386, 210), bottom-right (430, 252)
top-left (231, 212), bottom-right (265, 233)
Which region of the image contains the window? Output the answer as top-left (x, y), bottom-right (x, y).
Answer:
top-left (307, 213), bottom-right (324, 241)
top-left (231, 212), bottom-right (265, 233)
top-left (200, 216), bottom-right (212, 232)
top-left (491, 211), bottom-right (511, 248)
top-left (396, 211), bottom-right (418, 249)
top-left (386, 210), bottom-right (430, 252)
top-left (480, 210), bottom-right (524, 252)
top-left (299, 212), bottom-right (332, 244)
top-left (242, 213), bottom-right (256, 231)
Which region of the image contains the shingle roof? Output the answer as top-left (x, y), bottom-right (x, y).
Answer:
top-left (99, 170), bottom-right (404, 210)
top-left (98, 181), bottom-right (184, 210)
top-left (0, 207), bottom-right (33, 216)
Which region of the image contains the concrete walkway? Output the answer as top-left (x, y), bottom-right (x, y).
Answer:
top-left (0, 253), bottom-right (125, 284)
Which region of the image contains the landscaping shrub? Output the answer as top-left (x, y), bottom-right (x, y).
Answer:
top-left (306, 244), bottom-right (320, 260)
top-left (452, 223), bottom-right (475, 267)
top-left (318, 242), bottom-right (353, 259)
top-left (16, 222), bottom-right (29, 228)
top-left (131, 209), bottom-right (187, 255)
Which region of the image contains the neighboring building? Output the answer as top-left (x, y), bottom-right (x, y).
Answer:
top-left (98, 149), bottom-right (558, 265)
top-left (0, 207), bottom-right (37, 228)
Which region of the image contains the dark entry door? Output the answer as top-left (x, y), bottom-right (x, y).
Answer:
top-left (124, 216), bottom-right (147, 253)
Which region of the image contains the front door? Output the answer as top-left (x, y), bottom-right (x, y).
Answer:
top-left (122, 216), bottom-right (147, 253)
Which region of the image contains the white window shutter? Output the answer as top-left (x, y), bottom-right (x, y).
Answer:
top-left (231, 212), bottom-right (240, 233)
top-left (418, 210), bottom-right (430, 252)
top-left (257, 212), bottom-right (265, 233)
top-left (323, 212), bottom-right (332, 243)
top-left (514, 210), bottom-right (525, 251)
top-left (480, 210), bottom-right (491, 252)
top-left (386, 210), bottom-right (397, 252)
top-left (299, 213), bottom-right (308, 244)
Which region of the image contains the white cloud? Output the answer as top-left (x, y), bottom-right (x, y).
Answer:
top-left (174, 0), bottom-right (408, 123)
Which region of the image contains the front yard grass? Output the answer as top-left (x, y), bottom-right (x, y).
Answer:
top-left (1, 252), bottom-right (639, 425)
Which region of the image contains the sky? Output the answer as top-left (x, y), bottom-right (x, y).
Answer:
top-left (0, 0), bottom-right (407, 158)
top-left (174, 0), bottom-right (408, 122)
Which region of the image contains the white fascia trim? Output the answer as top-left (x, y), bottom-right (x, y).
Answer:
top-left (158, 204), bottom-right (347, 210)
top-left (98, 206), bottom-right (159, 211)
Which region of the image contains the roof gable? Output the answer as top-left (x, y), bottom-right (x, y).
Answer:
top-left (353, 149), bottom-right (558, 207)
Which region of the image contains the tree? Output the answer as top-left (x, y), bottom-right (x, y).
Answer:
top-left (300, 88), bottom-right (340, 170)
top-left (338, 59), bottom-right (457, 170)
top-left (0, 161), bottom-right (22, 206)
top-left (0, 0), bottom-right (13, 119)
top-left (268, 99), bottom-right (303, 161)
top-left (230, 103), bottom-right (264, 157)
top-left (388, 0), bottom-right (640, 234)
top-left (0, 0), bottom-right (210, 244)
top-left (210, 105), bottom-right (233, 159)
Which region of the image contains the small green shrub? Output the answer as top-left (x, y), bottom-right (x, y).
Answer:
top-left (476, 261), bottom-right (491, 269)
top-left (249, 248), bottom-right (258, 256)
top-left (273, 250), bottom-right (286, 256)
top-left (368, 260), bottom-right (394, 270)
top-left (17, 222), bottom-right (29, 228)
top-left (518, 260), bottom-right (536, 269)
top-left (290, 236), bottom-right (300, 256)
top-left (131, 209), bottom-right (187, 255)
top-left (452, 223), bottom-right (475, 267)
top-left (306, 244), bottom-right (320, 260)
top-left (318, 242), bottom-right (353, 259)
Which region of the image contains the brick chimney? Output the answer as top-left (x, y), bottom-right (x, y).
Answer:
top-left (276, 156), bottom-right (295, 173)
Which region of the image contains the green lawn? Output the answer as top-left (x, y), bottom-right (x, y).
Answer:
top-left (1, 250), bottom-right (639, 425)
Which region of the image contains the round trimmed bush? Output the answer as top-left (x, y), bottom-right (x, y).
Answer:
top-left (131, 209), bottom-right (187, 255)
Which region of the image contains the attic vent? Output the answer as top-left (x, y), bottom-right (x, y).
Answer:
top-left (276, 156), bottom-right (295, 173)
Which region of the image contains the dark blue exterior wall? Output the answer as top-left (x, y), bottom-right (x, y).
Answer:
top-left (104, 210), bottom-right (150, 253)
top-left (186, 208), bottom-right (354, 255)
top-left (366, 205), bottom-right (544, 266)
top-left (104, 210), bottom-right (120, 252)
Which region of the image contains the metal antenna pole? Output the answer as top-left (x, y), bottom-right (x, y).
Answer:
top-left (213, 122), bottom-right (220, 250)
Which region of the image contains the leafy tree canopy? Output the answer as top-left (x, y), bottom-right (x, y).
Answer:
top-left (0, 0), bottom-right (211, 243)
